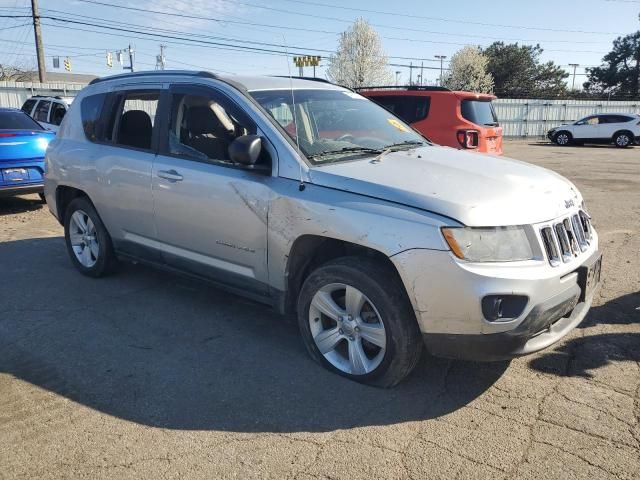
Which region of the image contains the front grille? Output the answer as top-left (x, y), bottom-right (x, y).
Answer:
top-left (540, 210), bottom-right (593, 266)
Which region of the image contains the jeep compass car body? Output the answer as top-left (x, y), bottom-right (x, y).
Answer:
top-left (44, 71), bottom-right (601, 387)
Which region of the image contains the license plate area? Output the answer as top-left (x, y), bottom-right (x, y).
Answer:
top-left (2, 168), bottom-right (29, 182)
top-left (578, 254), bottom-right (602, 302)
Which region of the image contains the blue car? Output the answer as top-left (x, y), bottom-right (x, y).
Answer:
top-left (0, 107), bottom-right (55, 199)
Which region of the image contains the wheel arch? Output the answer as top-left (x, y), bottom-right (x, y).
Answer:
top-left (612, 129), bottom-right (634, 141)
top-left (281, 234), bottom-right (407, 315)
top-left (55, 185), bottom-right (90, 224)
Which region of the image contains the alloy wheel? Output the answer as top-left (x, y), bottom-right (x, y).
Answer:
top-left (308, 283), bottom-right (387, 375)
top-left (69, 210), bottom-right (99, 268)
top-left (556, 133), bottom-right (569, 145)
top-left (616, 134), bottom-right (630, 147)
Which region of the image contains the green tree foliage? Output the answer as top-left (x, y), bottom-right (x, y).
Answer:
top-left (584, 31), bottom-right (640, 97)
top-left (483, 42), bottom-right (568, 97)
top-left (442, 46), bottom-right (494, 93)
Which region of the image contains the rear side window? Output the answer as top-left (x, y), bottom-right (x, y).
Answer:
top-left (371, 95), bottom-right (430, 124)
top-left (602, 115), bottom-right (634, 123)
top-left (33, 100), bottom-right (51, 123)
top-left (81, 93), bottom-right (107, 142)
top-left (50, 102), bottom-right (67, 126)
top-left (461, 100), bottom-right (498, 127)
top-left (21, 99), bottom-right (37, 115)
top-left (105, 90), bottom-right (160, 150)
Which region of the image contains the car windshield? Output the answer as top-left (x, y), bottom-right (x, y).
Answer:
top-left (460, 100), bottom-right (499, 127)
top-left (0, 111), bottom-right (44, 130)
top-left (250, 89), bottom-right (428, 163)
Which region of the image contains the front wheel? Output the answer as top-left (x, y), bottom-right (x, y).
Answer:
top-left (613, 131), bottom-right (632, 148)
top-left (64, 196), bottom-right (117, 277)
top-left (297, 257), bottom-right (423, 387)
top-left (554, 131), bottom-right (572, 146)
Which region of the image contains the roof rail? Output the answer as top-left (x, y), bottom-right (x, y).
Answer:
top-left (272, 75), bottom-right (333, 84)
top-left (89, 70), bottom-right (217, 85)
top-left (355, 85), bottom-right (451, 92)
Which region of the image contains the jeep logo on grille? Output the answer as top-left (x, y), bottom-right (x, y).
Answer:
top-left (565, 199), bottom-right (575, 209)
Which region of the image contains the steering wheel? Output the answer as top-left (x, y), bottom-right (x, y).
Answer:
top-left (335, 134), bottom-right (355, 143)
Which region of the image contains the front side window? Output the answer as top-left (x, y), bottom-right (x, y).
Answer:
top-left (577, 116), bottom-right (599, 125)
top-left (250, 89), bottom-right (427, 164)
top-left (460, 100), bottom-right (498, 127)
top-left (166, 90), bottom-right (262, 165)
top-left (33, 100), bottom-right (51, 123)
top-left (369, 95), bottom-right (430, 124)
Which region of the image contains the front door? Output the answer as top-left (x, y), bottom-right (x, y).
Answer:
top-left (151, 84), bottom-right (273, 296)
top-left (572, 115), bottom-right (600, 139)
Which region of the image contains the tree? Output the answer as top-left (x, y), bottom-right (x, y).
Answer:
top-left (483, 42), bottom-right (568, 97)
top-left (442, 46), bottom-right (493, 93)
top-left (327, 18), bottom-right (393, 88)
top-left (584, 31), bottom-right (640, 98)
top-left (0, 62), bottom-right (34, 82)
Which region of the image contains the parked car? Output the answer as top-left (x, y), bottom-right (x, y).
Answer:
top-left (0, 108), bottom-right (55, 199)
top-left (21, 95), bottom-right (73, 132)
top-left (358, 86), bottom-right (503, 155)
top-left (44, 71), bottom-right (600, 387)
top-left (548, 113), bottom-right (640, 147)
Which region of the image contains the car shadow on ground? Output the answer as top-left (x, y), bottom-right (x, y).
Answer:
top-left (0, 195), bottom-right (44, 216)
top-left (0, 237), bottom-right (508, 433)
top-left (528, 292), bottom-right (639, 378)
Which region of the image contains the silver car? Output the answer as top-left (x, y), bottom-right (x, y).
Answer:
top-left (44, 71), bottom-right (602, 387)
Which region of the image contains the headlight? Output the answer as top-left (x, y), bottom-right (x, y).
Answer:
top-left (441, 226), bottom-right (534, 262)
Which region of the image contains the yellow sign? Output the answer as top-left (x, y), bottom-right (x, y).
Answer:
top-left (293, 55), bottom-right (321, 68)
top-left (387, 118), bottom-right (409, 132)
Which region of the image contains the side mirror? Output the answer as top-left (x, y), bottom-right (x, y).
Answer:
top-left (228, 134), bottom-right (262, 165)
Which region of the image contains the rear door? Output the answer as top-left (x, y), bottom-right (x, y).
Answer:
top-left (85, 86), bottom-right (163, 260)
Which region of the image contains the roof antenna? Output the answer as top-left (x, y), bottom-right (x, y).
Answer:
top-left (282, 34), bottom-right (305, 192)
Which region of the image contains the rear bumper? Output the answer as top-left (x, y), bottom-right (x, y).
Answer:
top-left (0, 183), bottom-right (43, 197)
top-left (0, 158), bottom-right (45, 197)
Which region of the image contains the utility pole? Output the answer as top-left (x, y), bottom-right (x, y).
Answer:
top-left (395, 71), bottom-right (401, 86)
top-left (409, 61), bottom-right (413, 85)
top-left (569, 63), bottom-right (579, 90)
top-left (420, 61), bottom-right (424, 86)
top-left (155, 44), bottom-right (166, 70)
top-left (435, 55), bottom-right (447, 86)
top-left (123, 44), bottom-right (135, 72)
top-left (30, 0), bottom-right (46, 82)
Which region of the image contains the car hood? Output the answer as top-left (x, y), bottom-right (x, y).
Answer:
top-left (308, 146), bottom-right (581, 226)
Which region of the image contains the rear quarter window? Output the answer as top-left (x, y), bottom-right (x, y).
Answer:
top-left (369, 95), bottom-right (430, 124)
top-left (81, 93), bottom-right (107, 142)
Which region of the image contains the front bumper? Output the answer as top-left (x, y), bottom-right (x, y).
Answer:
top-left (391, 235), bottom-right (600, 361)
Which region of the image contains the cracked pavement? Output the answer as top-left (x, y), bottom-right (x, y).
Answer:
top-left (0, 141), bottom-right (638, 479)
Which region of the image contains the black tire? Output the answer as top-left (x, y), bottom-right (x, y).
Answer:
top-left (64, 196), bottom-right (117, 277)
top-left (553, 130), bottom-right (572, 146)
top-left (613, 131), bottom-right (633, 148)
top-left (38, 192), bottom-right (46, 203)
top-left (297, 256), bottom-right (423, 388)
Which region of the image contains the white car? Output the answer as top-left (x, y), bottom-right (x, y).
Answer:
top-left (21, 95), bottom-right (73, 133)
top-left (548, 113), bottom-right (640, 148)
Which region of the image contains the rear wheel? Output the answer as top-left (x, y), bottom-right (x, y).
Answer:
top-left (297, 257), bottom-right (423, 387)
top-left (553, 131), bottom-right (572, 146)
top-left (64, 196), bottom-right (117, 277)
top-left (613, 131), bottom-right (632, 148)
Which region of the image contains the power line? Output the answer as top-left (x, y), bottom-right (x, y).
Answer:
top-left (72, 0), bottom-right (616, 47)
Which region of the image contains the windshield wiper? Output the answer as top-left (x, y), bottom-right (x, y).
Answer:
top-left (308, 146), bottom-right (383, 160)
top-left (383, 140), bottom-right (426, 150)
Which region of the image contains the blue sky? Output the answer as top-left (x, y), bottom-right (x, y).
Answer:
top-left (0, 0), bottom-right (637, 86)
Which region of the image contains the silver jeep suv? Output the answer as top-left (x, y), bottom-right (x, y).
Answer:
top-left (44, 71), bottom-right (601, 387)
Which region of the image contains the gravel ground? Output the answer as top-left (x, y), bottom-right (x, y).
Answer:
top-left (0, 140), bottom-right (638, 479)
